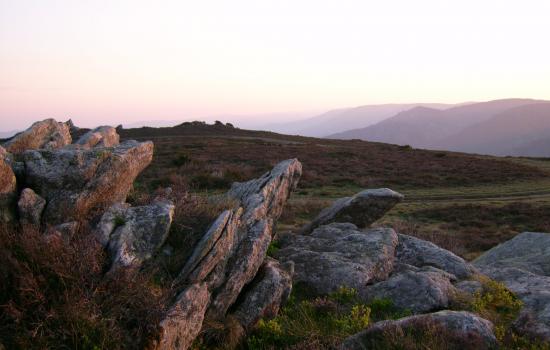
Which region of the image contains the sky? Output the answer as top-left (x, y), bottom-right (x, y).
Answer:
top-left (1, 0), bottom-right (550, 131)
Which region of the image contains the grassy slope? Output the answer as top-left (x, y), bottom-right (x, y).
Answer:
top-left (120, 123), bottom-right (550, 260)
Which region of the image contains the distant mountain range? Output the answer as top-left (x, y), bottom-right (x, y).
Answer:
top-left (327, 99), bottom-right (550, 156)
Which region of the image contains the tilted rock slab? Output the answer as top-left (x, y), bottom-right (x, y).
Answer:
top-left (3, 118), bottom-right (72, 154)
top-left (232, 257), bottom-right (294, 331)
top-left (22, 140), bottom-right (153, 224)
top-left (276, 223), bottom-right (399, 295)
top-left (303, 188), bottom-right (404, 233)
top-left (0, 146), bottom-right (17, 222)
top-left (96, 199), bottom-right (175, 269)
top-left (474, 232), bottom-right (550, 340)
top-left (17, 188), bottom-right (46, 226)
top-left (75, 125), bottom-right (120, 149)
top-left (341, 310), bottom-right (496, 350)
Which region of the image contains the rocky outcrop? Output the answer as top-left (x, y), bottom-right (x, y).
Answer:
top-left (302, 188), bottom-right (403, 233)
top-left (17, 188), bottom-right (46, 226)
top-left (75, 126), bottom-right (120, 149)
top-left (276, 223), bottom-right (398, 295)
top-left (474, 232), bottom-right (550, 340)
top-left (22, 140), bottom-right (153, 224)
top-left (361, 264), bottom-right (457, 314)
top-left (3, 119), bottom-right (71, 154)
top-left (0, 147), bottom-right (17, 222)
top-left (341, 310), bottom-right (497, 350)
top-left (232, 258), bottom-right (294, 331)
top-left (96, 199), bottom-right (175, 269)
top-left (397, 234), bottom-right (476, 279)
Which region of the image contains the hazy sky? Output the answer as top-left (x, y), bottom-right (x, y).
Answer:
top-left (1, 0), bottom-right (550, 131)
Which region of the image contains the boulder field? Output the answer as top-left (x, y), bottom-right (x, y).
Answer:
top-left (2, 118), bottom-right (550, 349)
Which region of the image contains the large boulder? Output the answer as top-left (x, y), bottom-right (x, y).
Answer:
top-left (21, 140), bottom-right (153, 224)
top-left (303, 188), bottom-right (404, 233)
top-left (361, 264), bottom-right (457, 314)
top-left (75, 126), bottom-right (120, 149)
top-left (0, 147), bottom-right (17, 222)
top-left (341, 310), bottom-right (497, 350)
top-left (474, 232), bottom-right (550, 340)
top-left (232, 258), bottom-right (294, 331)
top-left (3, 119), bottom-right (71, 154)
top-left (17, 188), bottom-right (46, 226)
top-left (96, 199), bottom-right (175, 269)
top-left (397, 234), bottom-right (476, 279)
top-left (276, 223), bottom-right (398, 295)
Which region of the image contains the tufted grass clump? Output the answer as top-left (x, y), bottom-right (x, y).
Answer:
top-left (246, 286), bottom-right (371, 349)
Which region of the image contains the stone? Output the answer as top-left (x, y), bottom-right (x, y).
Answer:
top-left (233, 258), bottom-right (294, 331)
top-left (276, 223), bottom-right (398, 295)
top-left (361, 265), bottom-right (457, 314)
top-left (0, 147), bottom-right (17, 222)
top-left (154, 283), bottom-right (210, 350)
top-left (303, 188), bottom-right (404, 233)
top-left (397, 234), bottom-right (476, 279)
top-left (341, 310), bottom-right (497, 350)
top-left (22, 140), bottom-right (153, 224)
top-left (75, 126), bottom-right (120, 149)
top-left (96, 199), bottom-right (175, 269)
top-left (17, 188), bottom-right (46, 226)
top-left (3, 118), bottom-right (71, 154)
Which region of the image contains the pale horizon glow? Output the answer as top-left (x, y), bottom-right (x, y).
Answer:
top-left (1, 0), bottom-right (550, 131)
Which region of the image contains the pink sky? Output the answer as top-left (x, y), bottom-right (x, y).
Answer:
top-left (1, 0), bottom-right (550, 131)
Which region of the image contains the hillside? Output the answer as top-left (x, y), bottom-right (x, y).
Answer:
top-left (328, 99), bottom-right (549, 154)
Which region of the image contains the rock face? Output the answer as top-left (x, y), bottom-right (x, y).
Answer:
top-left (96, 199), bottom-right (175, 269)
top-left (276, 223), bottom-right (399, 295)
top-left (303, 188), bottom-right (404, 233)
top-left (156, 159), bottom-right (302, 349)
top-left (3, 119), bottom-right (71, 154)
top-left (22, 140), bottom-right (153, 224)
top-left (232, 258), bottom-right (294, 331)
top-left (75, 126), bottom-right (120, 149)
top-left (0, 147), bottom-right (17, 222)
top-left (17, 188), bottom-right (46, 226)
top-left (397, 234), bottom-right (476, 279)
top-left (474, 232), bottom-right (550, 340)
top-left (341, 310), bottom-right (497, 350)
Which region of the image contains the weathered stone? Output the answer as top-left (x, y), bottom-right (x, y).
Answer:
top-left (474, 232), bottom-right (550, 340)
top-left (361, 265), bottom-right (457, 314)
top-left (303, 188), bottom-right (404, 233)
top-left (22, 140), bottom-right (153, 224)
top-left (17, 188), bottom-right (46, 226)
top-left (3, 118), bottom-right (71, 154)
top-left (154, 283), bottom-right (210, 350)
top-left (397, 234), bottom-right (476, 279)
top-left (75, 126), bottom-right (120, 149)
top-left (233, 258), bottom-right (294, 331)
top-left (96, 199), bottom-right (174, 269)
top-left (0, 147), bottom-right (17, 222)
top-left (276, 223), bottom-right (398, 295)
top-left (341, 310), bottom-right (496, 350)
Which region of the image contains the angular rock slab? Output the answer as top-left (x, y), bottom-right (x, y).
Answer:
top-left (96, 199), bottom-right (175, 269)
top-left (75, 125), bottom-right (120, 149)
top-left (17, 188), bottom-right (46, 226)
top-left (3, 118), bottom-right (71, 154)
top-left (397, 234), bottom-right (476, 279)
top-left (474, 232), bottom-right (550, 340)
top-left (0, 147), bottom-right (17, 222)
top-left (22, 140), bottom-right (153, 224)
top-left (361, 265), bottom-right (457, 314)
top-left (341, 310), bottom-right (497, 350)
top-left (154, 283), bottom-right (210, 350)
top-left (303, 188), bottom-right (404, 233)
top-left (276, 223), bottom-right (398, 295)
top-left (233, 258), bottom-right (294, 331)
